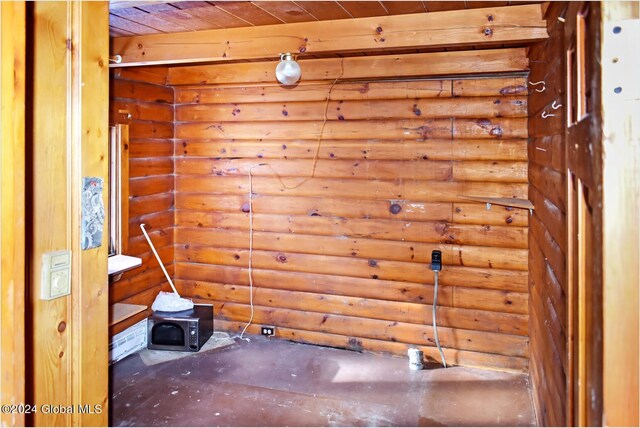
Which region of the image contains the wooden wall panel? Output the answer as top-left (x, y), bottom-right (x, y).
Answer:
top-left (527, 2), bottom-right (569, 426)
top-left (109, 68), bottom-right (174, 329)
top-left (174, 74), bottom-right (529, 371)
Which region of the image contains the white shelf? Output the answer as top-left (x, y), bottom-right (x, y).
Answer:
top-left (108, 254), bottom-right (142, 276)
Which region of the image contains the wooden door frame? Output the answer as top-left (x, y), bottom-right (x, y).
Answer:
top-left (0, 3), bottom-right (26, 426)
top-left (564, 2), bottom-right (604, 426)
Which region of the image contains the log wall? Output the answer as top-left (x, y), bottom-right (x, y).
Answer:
top-left (109, 67), bottom-right (175, 333)
top-left (527, 2), bottom-right (570, 425)
top-left (173, 74), bottom-right (531, 371)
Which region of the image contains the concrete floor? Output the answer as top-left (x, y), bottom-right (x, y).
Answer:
top-left (110, 335), bottom-right (536, 427)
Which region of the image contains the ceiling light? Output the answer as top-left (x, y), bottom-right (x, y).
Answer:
top-left (275, 53), bottom-right (301, 85)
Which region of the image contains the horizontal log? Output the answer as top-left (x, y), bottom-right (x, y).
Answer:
top-left (175, 193), bottom-right (453, 222)
top-left (528, 331), bottom-right (566, 426)
top-left (176, 261), bottom-right (449, 305)
top-left (174, 194), bottom-right (528, 227)
top-left (129, 140), bottom-right (174, 158)
top-left (128, 210), bottom-right (173, 238)
top-left (179, 280), bottom-right (527, 336)
top-left (167, 49), bottom-right (529, 85)
top-left (129, 192), bottom-right (174, 218)
top-left (452, 161), bottom-right (527, 183)
top-left (452, 77), bottom-right (529, 97)
top-left (177, 139), bottom-right (529, 161)
top-left (216, 319), bottom-right (528, 372)
top-left (175, 175), bottom-right (528, 201)
top-left (175, 262), bottom-right (528, 314)
top-left (128, 121), bottom-right (173, 139)
top-left (175, 227), bottom-right (528, 270)
top-left (175, 80), bottom-right (453, 104)
top-left (175, 158), bottom-right (527, 183)
top-left (453, 287), bottom-right (528, 315)
top-left (529, 235), bottom-right (567, 330)
top-left (175, 77), bottom-right (530, 105)
top-left (453, 202), bottom-right (529, 226)
top-left (127, 227), bottom-right (174, 256)
top-left (112, 6), bottom-right (544, 66)
top-left (111, 77), bottom-right (173, 103)
top-left (529, 292), bottom-right (567, 398)
top-left (529, 213), bottom-right (566, 285)
top-left (129, 157), bottom-right (173, 178)
top-left (111, 99), bottom-right (173, 122)
top-left (210, 301), bottom-right (528, 357)
top-left (529, 161), bottom-right (566, 212)
top-left (129, 175), bottom-right (173, 198)
top-left (175, 246), bottom-right (528, 291)
top-left (175, 118), bottom-right (527, 140)
top-left (529, 135), bottom-right (564, 173)
top-left (175, 96), bottom-right (528, 122)
top-left (176, 158), bottom-right (451, 180)
top-left (529, 186), bottom-right (566, 253)
top-left (175, 211), bottom-right (528, 248)
top-left (111, 66), bottom-right (169, 85)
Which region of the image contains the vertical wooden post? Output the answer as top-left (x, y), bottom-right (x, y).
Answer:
top-left (27, 1), bottom-right (109, 425)
top-left (601, 3), bottom-right (640, 427)
top-left (70, 2), bottom-right (110, 425)
top-left (0, 2), bottom-right (26, 426)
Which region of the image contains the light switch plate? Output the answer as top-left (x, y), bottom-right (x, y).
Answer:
top-left (41, 250), bottom-right (72, 300)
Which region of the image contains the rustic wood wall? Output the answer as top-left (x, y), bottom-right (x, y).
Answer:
top-left (109, 67), bottom-right (175, 333)
top-left (171, 72), bottom-right (531, 371)
top-left (527, 2), bottom-right (569, 425)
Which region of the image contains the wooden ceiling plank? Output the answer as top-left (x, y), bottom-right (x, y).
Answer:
top-left (165, 48), bottom-right (529, 85)
top-left (111, 4), bottom-right (547, 67)
top-left (110, 27), bottom-right (136, 37)
top-left (338, 1), bottom-right (390, 18)
top-left (109, 6), bottom-right (193, 32)
top-left (109, 13), bottom-right (163, 35)
top-left (170, 1), bottom-right (216, 10)
top-left (169, 2), bottom-right (253, 28)
top-left (252, 1), bottom-right (318, 23)
top-left (293, 1), bottom-right (352, 21)
top-left (424, 1), bottom-right (467, 12)
top-left (381, 1), bottom-right (427, 15)
top-left (214, 2), bottom-right (284, 26)
top-left (134, 3), bottom-right (222, 31)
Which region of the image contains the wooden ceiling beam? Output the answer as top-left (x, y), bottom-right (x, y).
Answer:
top-left (160, 48), bottom-right (529, 86)
top-left (110, 4), bottom-right (547, 67)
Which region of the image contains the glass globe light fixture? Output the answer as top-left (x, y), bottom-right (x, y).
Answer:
top-left (275, 53), bottom-right (301, 85)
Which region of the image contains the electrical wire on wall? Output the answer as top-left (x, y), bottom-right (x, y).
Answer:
top-left (235, 163), bottom-right (265, 341)
top-left (235, 59), bottom-right (345, 340)
top-left (265, 57), bottom-right (345, 190)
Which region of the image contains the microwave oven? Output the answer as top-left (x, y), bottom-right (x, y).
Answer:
top-left (147, 304), bottom-right (213, 352)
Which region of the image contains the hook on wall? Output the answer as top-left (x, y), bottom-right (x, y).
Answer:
top-left (529, 80), bottom-right (546, 93)
top-left (551, 100), bottom-right (563, 110)
top-left (541, 110), bottom-right (555, 118)
top-left (109, 55), bottom-right (122, 64)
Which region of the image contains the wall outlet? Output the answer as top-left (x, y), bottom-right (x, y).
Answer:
top-left (261, 325), bottom-right (276, 337)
